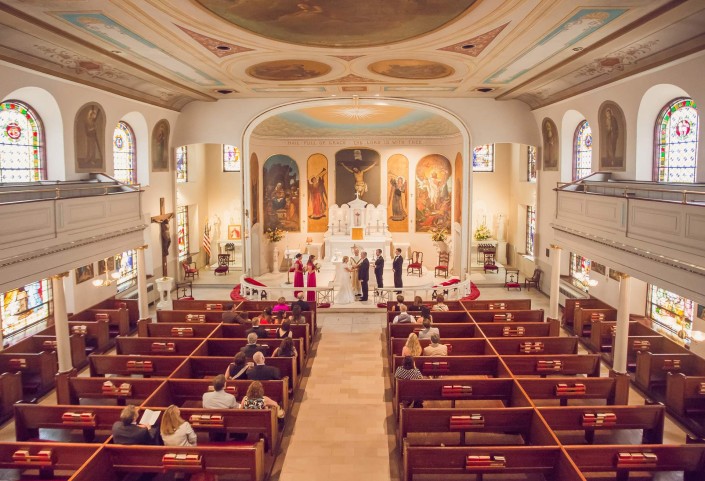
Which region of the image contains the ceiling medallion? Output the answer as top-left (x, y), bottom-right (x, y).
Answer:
top-left (246, 60), bottom-right (332, 81)
top-left (334, 96), bottom-right (379, 121)
top-left (369, 59), bottom-right (454, 80)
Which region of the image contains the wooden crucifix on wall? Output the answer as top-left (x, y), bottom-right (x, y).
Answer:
top-left (151, 197), bottom-right (174, 277)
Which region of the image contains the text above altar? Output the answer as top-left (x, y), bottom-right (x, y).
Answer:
top-left (324, 194), bottom-right (392, 261)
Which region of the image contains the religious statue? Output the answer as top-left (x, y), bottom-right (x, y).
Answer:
top-left (151, 198), bottom-right (174, 277)
top-left (338, 160), bottom-right (377, 199)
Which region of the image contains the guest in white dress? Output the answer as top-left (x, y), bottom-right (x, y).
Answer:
top-left (335, 256), bottom-right (356, 304)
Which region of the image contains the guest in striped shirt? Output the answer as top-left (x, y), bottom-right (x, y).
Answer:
top-left (394, 355), bottom-right (423, 380)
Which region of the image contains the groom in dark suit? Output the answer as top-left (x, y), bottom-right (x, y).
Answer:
top-left (374, 249), bottom-right (384, 289)
top-left (358, 251), bottom-right (370, 301)
top-left (393, 248), bottom-right (404, 290)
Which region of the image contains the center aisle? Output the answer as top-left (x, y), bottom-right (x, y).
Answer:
top-left (277, 310), bottom-right (394, 481)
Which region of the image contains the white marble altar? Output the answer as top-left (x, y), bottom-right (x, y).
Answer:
top-left (324, 195), bottom-right (392, 261)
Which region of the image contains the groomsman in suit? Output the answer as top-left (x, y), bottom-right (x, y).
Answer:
top-left (393, 248), bottom-right (404, 290)
top-left (374, 249), bottom-right (384, 289)
top-left (358, 251), bottom-right (370, 301)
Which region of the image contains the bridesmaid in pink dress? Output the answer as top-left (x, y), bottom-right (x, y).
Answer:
top-left (293, 253), bottom-right (304, 299)
top-left (306, 255), bottom-right (317, 303)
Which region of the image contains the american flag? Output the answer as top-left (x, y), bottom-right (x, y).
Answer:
top-left (203, 222), bottom-right (211, 265)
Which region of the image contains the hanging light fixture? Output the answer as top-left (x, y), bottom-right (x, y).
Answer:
top-left (92, 269), bottom-right (121, 287)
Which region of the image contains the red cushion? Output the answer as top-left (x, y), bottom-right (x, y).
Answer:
top-left (318, 303), bottom-right (331, 308)
top-left (377, 303), bottom-right (388, 308)
top-left (180, 296), bottom-right (195, 301)
top-left (435, 265), bottom-right (448, 270)
top-left (244, 277), bottom-right (266, 287)
top-left (215, 266), bottom-right (229, 273)
top-left (506, 282), bottom-right (520, 287)
top-left (230, 285), bottom-right (245, 301)
top-left (409, 263), bottom-right (422, 268)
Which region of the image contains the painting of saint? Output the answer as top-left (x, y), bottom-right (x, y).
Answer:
top-left (387, 154), bottom-right (408, 232)
top-left (263, 155), bottom-right (300, 232)
top-left (416, 154), bottom-right (452, 232)
top-left (335, 148), bottom-right (381, 205)
top-left (307, 153), bottom-right (328, 232)
top-left (250, 153), bottom-right (259, 226)
top-left (75, 264), bottom-right (95, 284)
top-left (151, 120), bottom-right (170, 172)
top-left (74, 102), bottom-right (106, 173)
top-left (598, 100), bottom-right (626, 171)
top-left (542, 118), bottom-right (559, 171)
top-left (454, 152), bottom-right (463, 224)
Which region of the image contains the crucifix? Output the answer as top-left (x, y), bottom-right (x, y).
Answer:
top-left (151, 198), bottom-right (174, 277)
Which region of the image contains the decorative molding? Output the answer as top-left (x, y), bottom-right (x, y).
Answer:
top-left (438, 22), bottom-right (509, 57)
top-left (175, 25), bottom-right (253, 57)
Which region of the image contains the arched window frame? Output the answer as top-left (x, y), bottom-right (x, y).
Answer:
top-left (653, 97), bottom-right (699, 183)
top-left (0, 100), bottom-right (46, 182)
top-left (113, 121), bottom-right (137, 184)
top-left (572, 120), bottom-right (592, 181)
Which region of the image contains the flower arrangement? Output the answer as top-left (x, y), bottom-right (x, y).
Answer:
top-left (314, 262), bottom-right (321, 273)
top-left (264, 227), bottom-right (284, 243)
top-left (430, 226), bottom-right (448, 242)
top-left (473, 223), bottom-right (492, 241)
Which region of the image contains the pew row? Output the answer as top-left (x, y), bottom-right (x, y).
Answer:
top-left (517, 372), bottom-right (631, 407)
top-left (88, 354), bottom-right (186, 378)
top-left (0, 351), bottom-right (57, 399)
top-left (461, 299), bottom-right (533, 311)
top-left (55, 372), bottom-right (164, 406)
top-left (41, 319), bottom-right (111, 354)
top-left (468, 309), bottom-right (545, 323)
top-left (562, 298), bottom-right (613, 333)
top-left (501, 354), bottom-right (602, 378)
top-left (3, 333), bottom-right (87, 369)
top-left (0, 441), bottom-right (98, 479)
top-left (0, 372), bottom-right (22, 424)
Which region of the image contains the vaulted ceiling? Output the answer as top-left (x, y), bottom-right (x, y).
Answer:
top-left (0, 0), bottom-right (703, 111)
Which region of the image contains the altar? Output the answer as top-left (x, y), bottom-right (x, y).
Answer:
top-left (323, 195), bottom-right (392, 261)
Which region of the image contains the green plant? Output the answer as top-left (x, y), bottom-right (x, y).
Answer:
top-left (430, 226), bottom-right (448, 242)
top-left (264, 227), bottom-right (284, 243)
top-left (473, 223), bottom-right (492, 241)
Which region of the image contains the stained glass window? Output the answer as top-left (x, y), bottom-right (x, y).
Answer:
top-left (1, 279), bottom-right (53, 345)
top-left (525, 206), bottom-right (536, 256)
top-left (223, 144), bottom-right (241, 172)
top-left (527, 145), bottom-right (537, 181)
top-left (176, 205), bottom-right (189, 261)
top-left (655, 98), bottom-right (698, 183)
top-left (0, 101), bottom-right (46, 182)
top-left (115, 250), bottom-right (137, 294)
top-left (176, 146), bottom-right (188, 183)
top-left (573, 120), bottom-right (593, 180)
top-left (647, 284), bottom-right (693, 346)
top-left (113, 121), bottom-right (136, 184)
top-left (569, 252), bottom-right (591, 293)
top-left (472, 144), bottom-right (494, 172)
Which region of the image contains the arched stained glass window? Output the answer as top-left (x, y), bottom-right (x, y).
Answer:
top-left (113, 121), bottom-right (136, 184)
top-left (0, 100), bottom-right (46, 182)
top-left (655, 98), bottom-right (698, 183)
top-left (223, 144), bottom-right (240, 172)
top-left (176, 146), bottom-right (188, 183)
top-left (573, 120), bottom-right (592, 181)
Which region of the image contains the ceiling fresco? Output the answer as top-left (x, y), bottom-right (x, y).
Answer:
top-left (0, 0), bottom-right (702, 110)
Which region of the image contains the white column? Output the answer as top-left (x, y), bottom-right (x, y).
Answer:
top-left (136, 245), bottom-right (150, 321)
top-left (548, 244), bottom-right (562, 321)
top-left (51, 273), bottom-right (73, 373)
top-left (612, 274), bottom-right (631, 374)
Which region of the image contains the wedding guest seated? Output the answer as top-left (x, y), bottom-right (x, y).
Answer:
top-left (416, 306), bottom-right (433, 323)
top-left (222, 304), bottom-right (247, 324)
top-left (275, 320), bottom-right (293, 338)
top-left (160, 405), bottom-right (197, 447)
top-left (392, 304), bottom-right (414, 324)
top-left (392, 295), bottom-right (405, 311)
top-left (401, 333), bottom-right (422, 357)
top-left (242, 381), bottom-right (280, 410)
top-left (247, 351), bottom-right (281, 381)
top-left (394, 355), bottom-right (423, 380)
top-left (417, 318), bottom-right (440, 340)
top-left (408, 296), bottom-right (424, 312)
top-left (287, 305), bottom-right (306, 325)
top-left (431, 294), bottom-right (449, 311)
top-left (112, 405), bottom-right (156, 445)
top-left (203, 374), bottom-right (239, 409)
top-left (423, 333), bottom-right (448, 356)
top-left (226, 352), bottom-right (253, 380)
top-left (273, 297), bottom-right (290, 313)
top-left (247, 318), bottom-right (269, 339)
top-left (273, 337), bottom-right (298, 358)
top-left (240, 333), bottom-right (269, 358)
top-left (258, 308), bottom-right (274, 325)
top-left (291, 293), bottom-right (311, 312)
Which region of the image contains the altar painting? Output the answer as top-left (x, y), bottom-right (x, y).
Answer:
top-left (454, 152), bottom-right (463, 224)
top-left (335, 148), bottom-right (380, 206)
top-left (307, 153), bottom-right (328, 232)
top-left (415, 154), bottom-right (452, 232)
top-left (263, 155), bottom-right (300, 232)
top-left (250, 153), bottom-right (259, 226)
top-left (387, 154), bottom-right (408, 232)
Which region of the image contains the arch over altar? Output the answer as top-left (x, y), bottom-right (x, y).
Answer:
top-left (324, 194), bottom-right (392, 261)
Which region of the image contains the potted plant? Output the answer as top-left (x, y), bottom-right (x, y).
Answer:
top-left (473, 223), bottom-right (492, 241)
top-left (264, 227), bottom-right (285, 272)
top-left (431, 226), bottom-right (450, 253)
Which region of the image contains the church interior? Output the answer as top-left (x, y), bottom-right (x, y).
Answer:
top-left (1, 0), bottom-right (705, 480)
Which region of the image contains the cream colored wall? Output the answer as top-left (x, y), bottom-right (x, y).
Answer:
top-left (506, 144), bottom-right (538, 267)
top-left (205, 144), bottom-right (243, 260)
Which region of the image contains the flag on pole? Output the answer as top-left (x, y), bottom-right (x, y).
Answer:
top-left (203, 221), bottom-right (211, 266)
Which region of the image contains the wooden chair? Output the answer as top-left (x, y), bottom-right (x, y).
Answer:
top-left (434, 252), bottom-right (450, 278)
top-left (407, 251), bottom-right (423, 276)
top-left (525, 268), bottom-right (542, 291)
top-left (181, 260), bottom-right (198, 279)
top-left (504, 268), bottom-right (521, 291)
top-left (176, 281), bottom-right (193, 300)
top-left (483, 252), bottom-right (498, 273)
top-left (214, 254), bottom-right (229, 275)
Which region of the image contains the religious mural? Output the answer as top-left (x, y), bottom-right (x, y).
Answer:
top-left (386, 154), bottom-right (408, 232)
top-left (74, 102), bottom-right (106, 173)
top-left (250, 153), bottom-right (259, 226)
top-left (306, 153), bottom-right (328, 232)
top-left (335, 148), bottom-right (381, 206)
top-left (263, 155), bottom-right (300, 232)
top-left (151, 119), bottom-right (170, 172)
top-left (415, 154), bottom-right (452, 232)
top-left (541, 118), bottom-right (559, 171)
top-left (368, 59), bottom-right (454, 80)
top-left (454, 152), bottom-right (463, 224)
top-left (598, 100), bottom-right (627, 171)
top-left (246, 60), bottom-right (331, 81)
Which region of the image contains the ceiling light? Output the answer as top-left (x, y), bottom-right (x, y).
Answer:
top-left (573, 47), bottom-right (584, 52)
top-left (475, 87), bottom-right (495, 93)
top-left (111, 50), bottom-right (122, 54)
top-left (462, 44), bottom-right (475, 49)
top-left (215, 45), bottom-right (232, 51)
top-left (215, 89), bottom-right (234, 94)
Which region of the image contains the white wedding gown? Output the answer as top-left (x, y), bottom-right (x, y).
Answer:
top-left (334, 262), bottom-right (356, 304)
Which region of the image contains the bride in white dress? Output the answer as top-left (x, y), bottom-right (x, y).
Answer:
top-left (334, 256), bottom-right (356, 304)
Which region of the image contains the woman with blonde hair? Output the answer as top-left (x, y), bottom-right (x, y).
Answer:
top-left (160, 405), bottom-right (197, 447)
top-left (401, 332), bottom-right (422, 357)
top-left (241, 381), bottom-right (279, 410)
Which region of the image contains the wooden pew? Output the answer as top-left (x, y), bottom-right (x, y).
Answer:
top-left (518, 372), bottom-right (631, 406)
top-left (171, 299), bottom-right (238, 310)
top-left (220, 323), bottom-right (311, 355)
top-left (610, 325), bottom-right (681, 370)
top-left (3, 333), bottom-right (87, 369)
top-left (590, 315), bottom-right (654, 354)
top-left (387, 310), bottom-right (470, 324)
top-left (666, 372), bottom-right (705, 419)
top-left (14, 404), bottom-right (124, 442)
top-left (634, 351), bottom-right (696, 392)
top-left (88, 354), bottom-right (186, 378)
top-left (462, 299), bottom-right (533, 310)
top-left (387, 300), bottom-right (463, 311)
top-left (70, 307), bottom-right (131, 337)
top-left (42, 319), bottom-right (111, 353)
top-left (137, 319), bottom-right (220, 338)
top-left (539, 405), bottom-right (665, 444)
top-left (391, 355), bottom-right (507, 382)
top-left (0, 351), bottom-right (57, 399)
top-left (55, 372), bottom-right (164, 406)
top-left (476, 320), bottom-right (560, 338)
top-left (390, 337), bottom-right (489, 357)
top-left (200, 338), bottom-right (304, 374)
top-left (573, 307), bottom-right (617, 341)
top-left (565, 444), bottom-right (705, 481)
top-left (114, 336), bottom-right (204, 356)
top-left (0, 441), bottom-right (98, 478)
top-left (562, 298), bottom-right (612, 333)
top-left (502, 354), bottom-right (602, 378)
top-left (388, 323), bottom-right (477, 343)
top-left (92, 297), bottom-right (140, 329)
top-left (487, 336), bottom-right (579, 355)
top-left (156, 309), bottom-right (225, 323)
top-left (0, 372), bottom-right (22, 423)
top-left (468, 309), bottom-right (545, 323)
